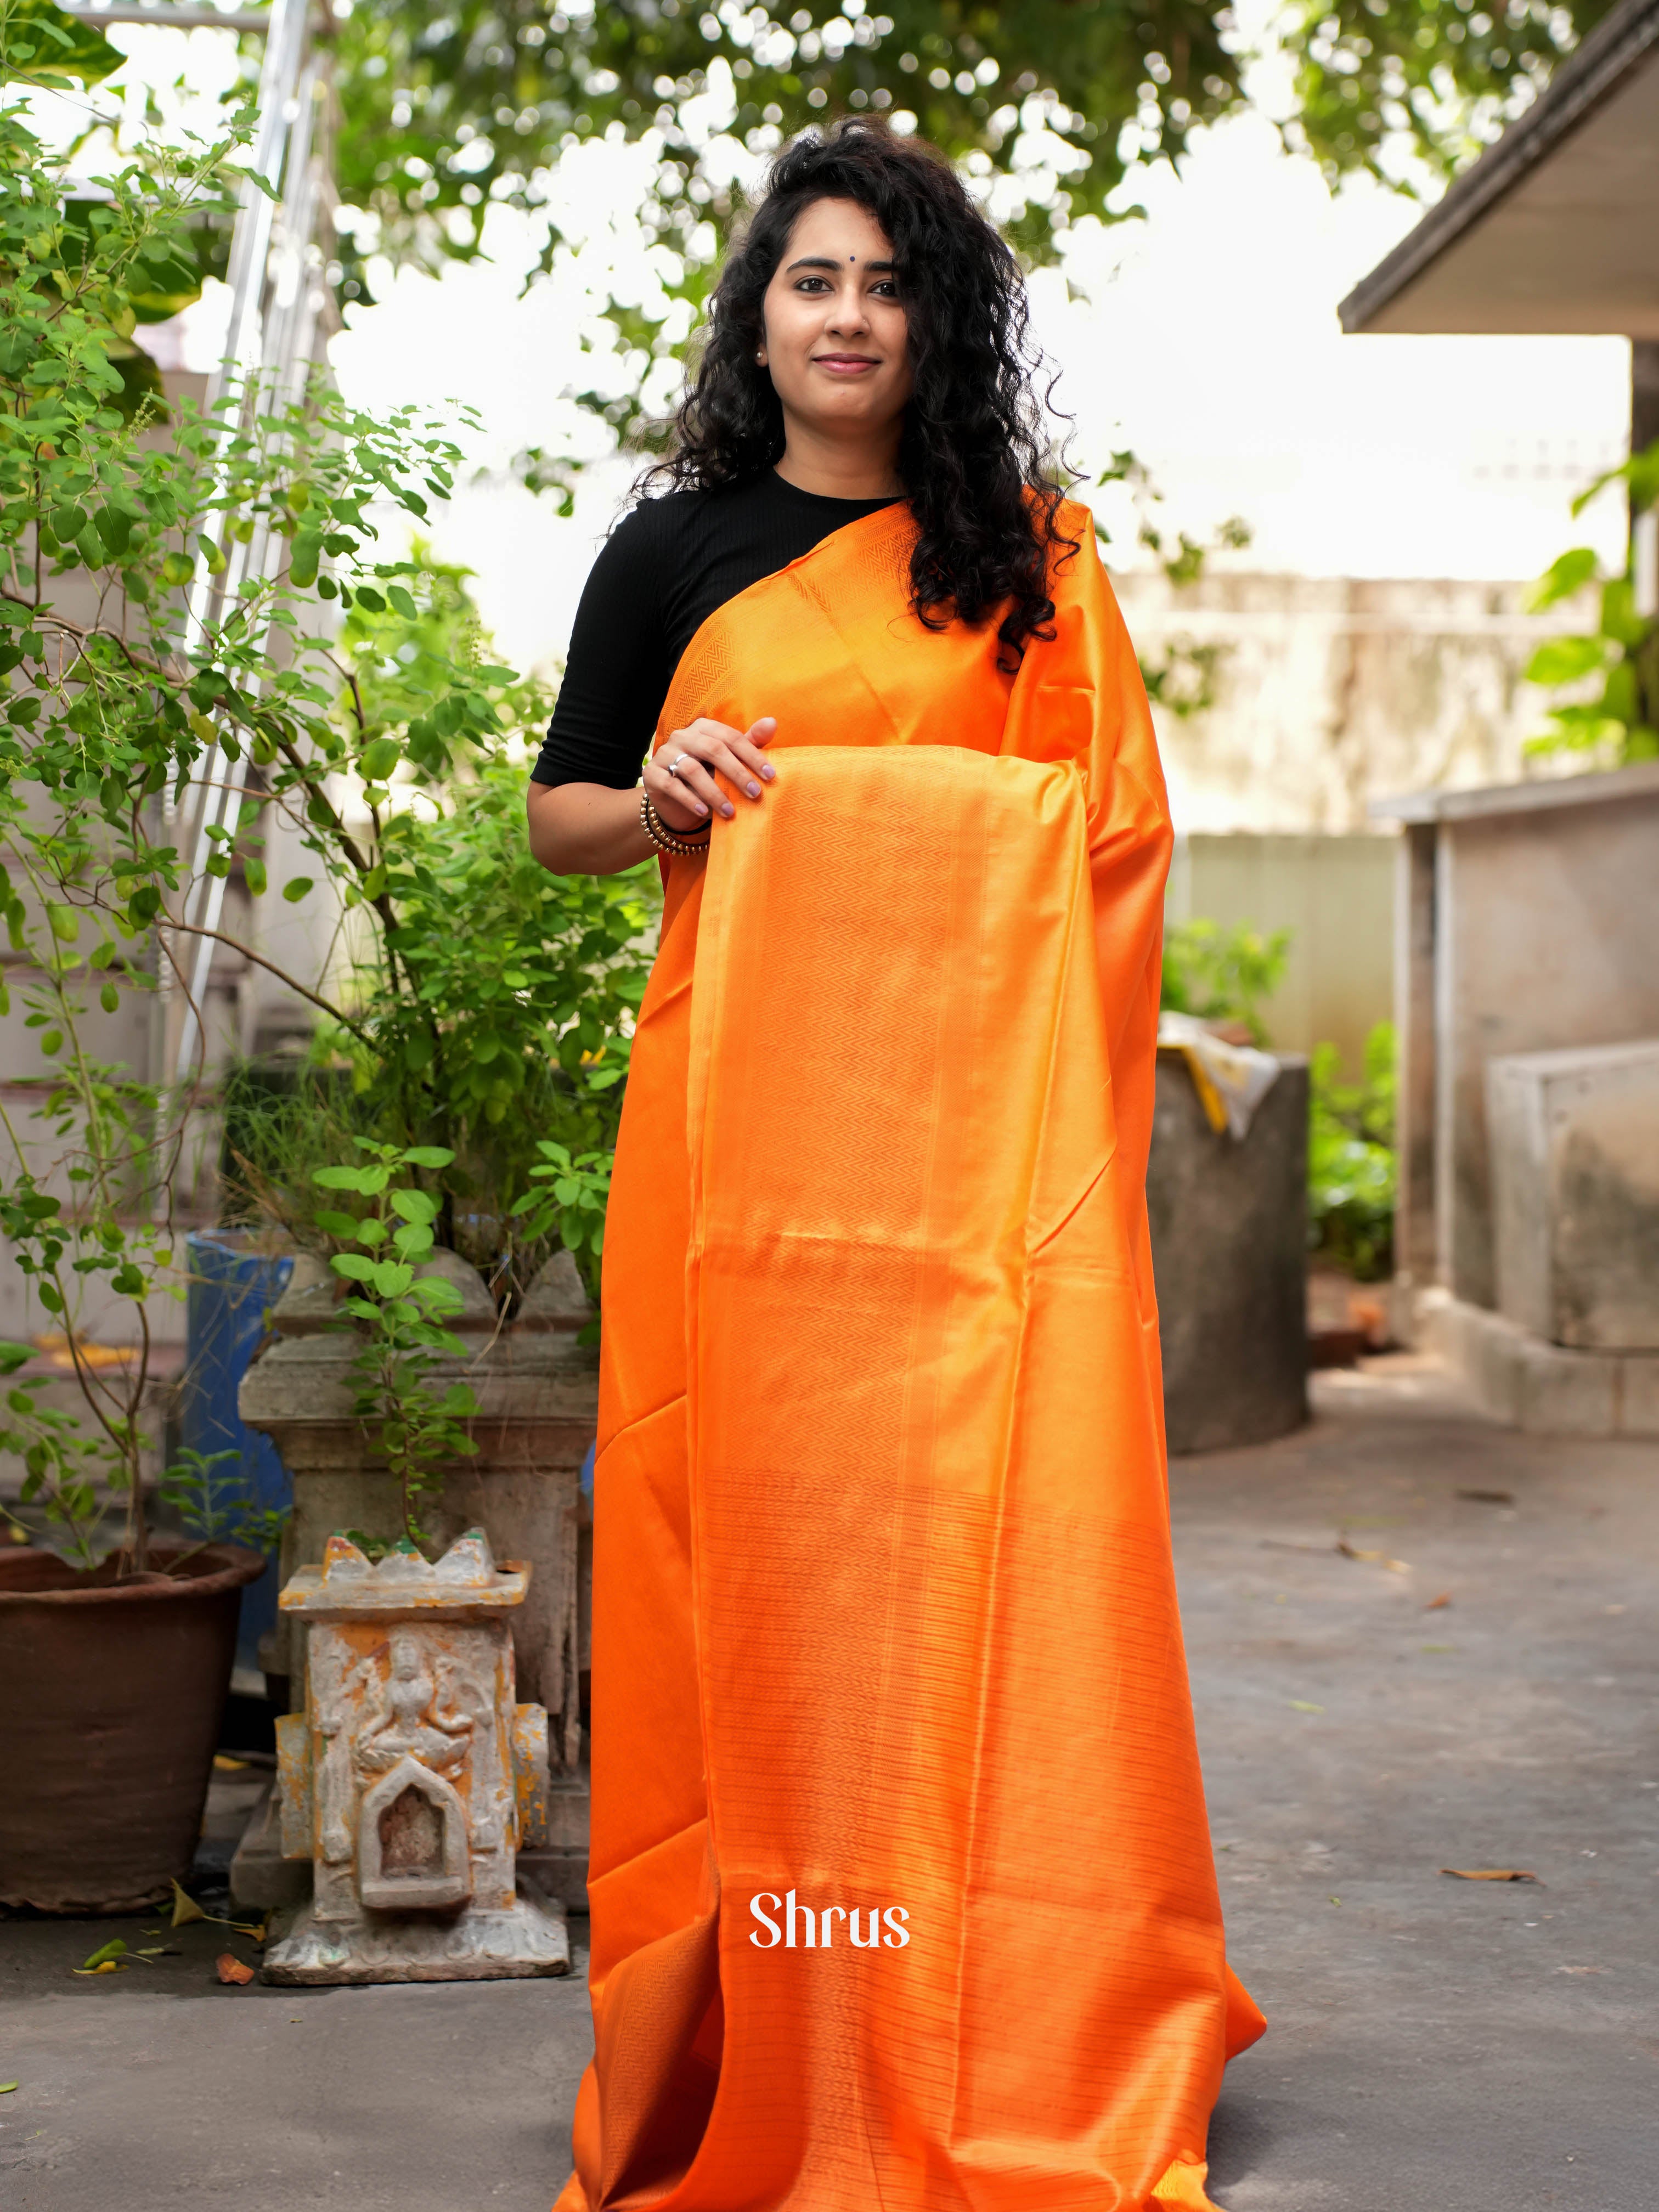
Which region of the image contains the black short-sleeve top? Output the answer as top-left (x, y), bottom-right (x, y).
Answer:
top-left (528, 471), bottom-right (902, 790)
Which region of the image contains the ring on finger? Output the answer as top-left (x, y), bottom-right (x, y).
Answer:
top-left (665, 752), bottom-right (693, 780)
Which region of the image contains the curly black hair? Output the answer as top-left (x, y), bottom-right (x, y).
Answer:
top-left (641, 117), bottom-right (1076, 669)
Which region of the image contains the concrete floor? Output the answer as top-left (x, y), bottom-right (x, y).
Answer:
top-left (2, 1358), bottom-right (1655, 2210)
top-left (1185, 1358), bottom-right (1659, 2211)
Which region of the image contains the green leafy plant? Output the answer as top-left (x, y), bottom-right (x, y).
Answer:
top-left (156, 1444), bottom-right (290, 1560)
top-left (0, 1339), bottom-right (111, 1567)
top-left (313, 1141), bottom-right (479, 1552)
top-left (1161, 919), bottom-right (1290, 1046)
top-left (1522, 441), bottom-right (1659, 767)
top-left (0, 47), bottom-right (261, 1569)
top-left (3, 0), bottom-right (121, 93)
top-left (0, 59), bottom-right (646, 1570)
top-left (509, 1141), bottom-right (613, 1306)
top-left (353, 718), bottom-right (652, 1285)
top-left (215, 557), bottom-right (656, 1300)
top-left (1307, 1023), bottom-right (1396, 1283)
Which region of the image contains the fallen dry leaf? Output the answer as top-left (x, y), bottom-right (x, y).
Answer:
top-left (1337, 1538), bottom-right (1411, 1573)
top-left (212, 1754), bottom-right (250, 1773)
top-left (172, 1876), bottom-right (263, 1943)
top-left (1456, 1488), bottom-right (1515, 1506)
top-left (1424, 1592), bottom-right (1453, 1611)
top-left (1558, 1965), bottom-right (1609, 1975)
top-left (171, 1879), bottom-right (206, 1929)
top-left (1288, 1700), bottom-right (1325, 1714)
top-left (216, 1954), bottom-right (256, 1986)
top-left (1441, 1867), bottom-right (1541, 1882)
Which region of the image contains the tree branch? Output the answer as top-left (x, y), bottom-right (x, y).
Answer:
top-left (129, 906), bottom-right (369, 1043)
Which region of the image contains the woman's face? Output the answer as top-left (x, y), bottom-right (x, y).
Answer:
top-left (758, 196), bottom-right (913, 449)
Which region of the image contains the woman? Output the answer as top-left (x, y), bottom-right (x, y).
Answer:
top-left (528, 119), bottom-right (1263, 2212)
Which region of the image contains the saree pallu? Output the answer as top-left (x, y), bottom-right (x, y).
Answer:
top-left (557, 502), bottom-right (1264, 2212)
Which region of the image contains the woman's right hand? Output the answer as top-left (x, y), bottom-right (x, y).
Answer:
top-left (646, 716), bottom-right (777, 832)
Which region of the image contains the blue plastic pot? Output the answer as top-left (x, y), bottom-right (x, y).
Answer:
top-left (181, 1229), bottom-right (295, 1673)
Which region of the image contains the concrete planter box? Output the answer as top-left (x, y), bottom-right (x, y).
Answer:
top-left (1378, 760), bottom-right (1659, 1314)
top-left (1376, 761), bottom-right (1659, 1427)
top-left (238, 1249), bottom-right (596, 1909)
top-left (1489, 1040), bottom-right (1659, 1351)
top-left (1148, 1053), bottom-right (1310, 1455)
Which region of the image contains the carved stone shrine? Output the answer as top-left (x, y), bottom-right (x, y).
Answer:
top-left (239, 1248), bottom-right (594, 1911)
top-left (262, 1529), bottom-right (571, 1984)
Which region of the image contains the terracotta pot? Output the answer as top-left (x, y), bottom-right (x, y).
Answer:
top-left (0, 1543), bottom-right (266, 1913)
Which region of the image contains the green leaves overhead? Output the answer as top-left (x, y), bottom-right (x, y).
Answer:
top-left (1281, 0), bottom-right (1617, 190)
top-left (0, 0), bottom-right (122, 91)
top-left (1521, 438), bottom-right (1659, 768)
top-left (335, 0), bottom-right (1616, 340)
top-left (336, 0), bottom-right (1248, 291)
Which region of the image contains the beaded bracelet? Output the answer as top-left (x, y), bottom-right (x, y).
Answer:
top-left (639, 785), bottom-right (712, 860)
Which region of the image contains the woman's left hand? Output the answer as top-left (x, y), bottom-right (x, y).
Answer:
top-left (646, 716), bottom-right (777, 830)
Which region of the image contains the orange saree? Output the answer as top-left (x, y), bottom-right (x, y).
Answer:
top-left (557, 500), bottom-right (1264, 2212)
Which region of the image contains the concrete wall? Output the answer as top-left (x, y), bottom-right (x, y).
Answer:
top-left (1114, 571), bottom-right (1593, 836)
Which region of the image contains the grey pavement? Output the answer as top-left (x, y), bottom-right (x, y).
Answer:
top-left (1193, 1357), bottom-right (1659, 2211)
top-left (2, 1357), bottom-right (1655, 2210)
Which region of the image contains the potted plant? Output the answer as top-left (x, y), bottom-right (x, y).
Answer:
top-left (0, 31), bottom-right (276, 1910)
top-left (0, 43), bottom-right (640, 1907)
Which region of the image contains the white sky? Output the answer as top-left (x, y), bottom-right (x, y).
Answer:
top-left (40, 13), bottom-right (1638, 678)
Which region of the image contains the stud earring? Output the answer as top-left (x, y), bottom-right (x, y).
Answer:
top-left (755, 350), bottom-right (766, 365)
